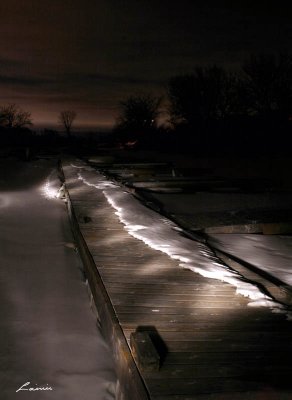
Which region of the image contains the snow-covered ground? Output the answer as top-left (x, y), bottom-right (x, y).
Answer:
top-left (207, 234), bottom-right (292, 287)
top-left (75, 162), bottom-right (292, 318)
top-left (143, 192), bottom-right (292, 287)
top-left (0, 158), bottom-right (116, 400)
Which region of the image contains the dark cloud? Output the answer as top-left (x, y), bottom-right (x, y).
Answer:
top-left (0, 1), bottom-right (292, 128)
top-left (0, 74), bottom-right (55, 87)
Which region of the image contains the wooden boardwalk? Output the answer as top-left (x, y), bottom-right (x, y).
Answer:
top-left (61, 159), bottom-right (292, 400)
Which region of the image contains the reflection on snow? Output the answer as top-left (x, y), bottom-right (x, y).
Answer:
top-left (41, 180), bottom-right (58, 199)
top-left (209, 233), bottom-right (292, 287)
top-left (0, 194), bottom-right (12, 208)
top-left (75, 165), bottom-right (291, 319)
top-left (40, 170), bottom-right (63, 200)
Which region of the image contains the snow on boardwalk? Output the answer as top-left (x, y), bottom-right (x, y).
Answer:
top-left (62, 158), bottom-right (292, 400)
top-left (0, 159), bottom-right (116, 400)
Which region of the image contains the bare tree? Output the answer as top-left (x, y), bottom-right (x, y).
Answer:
top-left (167, 66), bottom-right (241, 129)
top-left (116, 94), bottom-right (161, 131)
top-left (59, 110), bottom-right (77, 138)
top-left (114, 94), bottom-right (162, 145)
top-left (0, 104), bottom-right (33, 129)
top-left (242, 54), bottom-right (292, 119)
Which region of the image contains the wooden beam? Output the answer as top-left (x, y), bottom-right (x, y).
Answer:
top-left (130, 332), bottom-right (161, 372)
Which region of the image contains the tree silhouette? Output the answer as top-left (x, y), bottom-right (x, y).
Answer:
top-left (0, 104), bottom-right (33, 129)
top-left (167, 66), bottom-right (241, 130)
top-left (59, 110), bottom-right (77, 138)
top-left (115, 94), bottom-right (162, 144)
top-left (242, 54), bottom-right (292, 119)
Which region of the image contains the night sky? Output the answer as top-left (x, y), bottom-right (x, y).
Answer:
top-left (1, 1), bottom-right (292, 130)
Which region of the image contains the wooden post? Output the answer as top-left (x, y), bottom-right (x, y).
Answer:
top-left (130, 332), bottom-right (160, 372)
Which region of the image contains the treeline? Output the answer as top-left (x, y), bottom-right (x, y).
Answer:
top-left (0, 105), bottom-right (79, 153)
top-left (2, 54), bottom-right (292, 157)
top-left (115, 54), bottom-right (292, 155)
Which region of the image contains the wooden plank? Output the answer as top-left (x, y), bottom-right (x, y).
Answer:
top-left (163, 351), bottom-right (292, 365)
top-left (84, 234), bottom-right (161, 243)
top-left (78, 218), bottom-right (120, 226)
top-left (118, 309), bottom-right (286, 324)
top-left (91, 251), bottom-right (154, 259)
top-left (109, 292), bottom-right (242, 301)
top-left (106, 282), bottom-right (237, 292)
top-left (145, 377), bottom-right (262, 396)
top-left (98, 276), bottom-right (217, 285)
top-left (147, 374), bottom-right (292, 396)
top-left (141, 339), bottom-right (292, 353)
top-left (109, 291), bottom-right (240, 301)
top-left (122, 320), bottom-right (291, 336)
top-left (94, 268), bottom-right (179, 275)
top-left (95, 270), bottom-right (222, 284)
top-left (121, 320), bottom-right (289, 333)
top-left (125, 327), bottom-right (292, 340)
top-left (112, 299), bottom-right (246, 309)
top-left (113, 302), bottom-right (246, 312)
top-left (117, 313), bottom-right (284, 326)
top-left (107, 287), bottom-right (238, 296)
top-left (98, 270), bottom-right (206, 280)
top-left (108, 291), bottom-right (246, 304)
top-left (143, 363), bottom-right (292, 379)
top-left (94, 266), bottom-right (188, 273)
top-left (88, 247), bottom-right (174, 256)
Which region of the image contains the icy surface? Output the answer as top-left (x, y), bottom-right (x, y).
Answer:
top-left (0, 159), bottom-right (116, 400)
top-left (75, 163), bottom-right (291, 317)
top-left (208, 234), bottom-right (292, 286)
